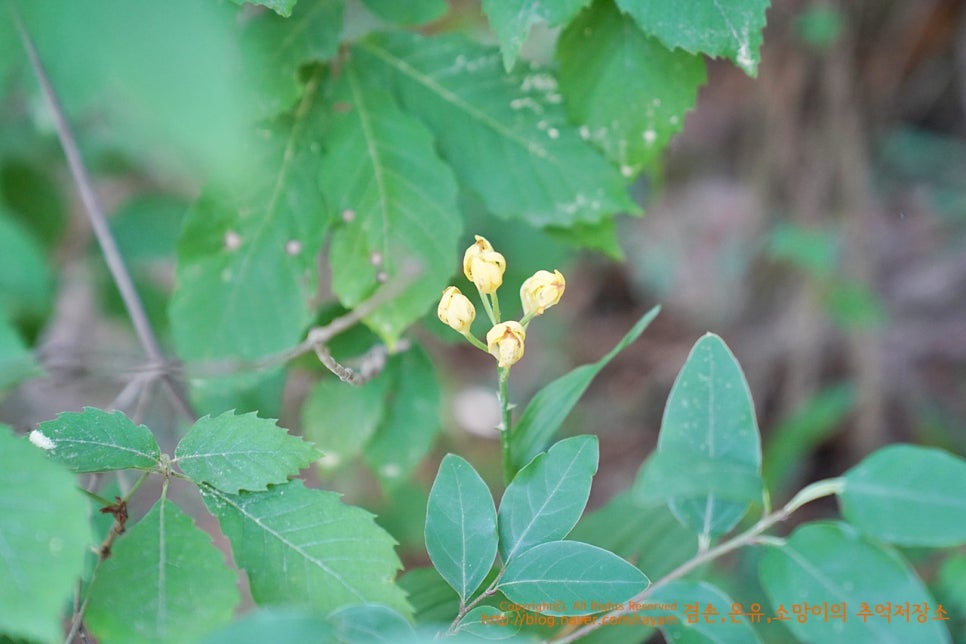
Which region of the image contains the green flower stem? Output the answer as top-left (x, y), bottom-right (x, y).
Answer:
top-left (490, 291), bottom-right (502, 323)
top-left (498, 366), bottom-right (513, 483)
top-left (478, 287), bottom-right (497, 325)
top-left (462, 331), bottom-right (489, 352)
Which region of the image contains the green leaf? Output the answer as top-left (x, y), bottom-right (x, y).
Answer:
top-left (615, 0), bottom-right (770, 76)
top-left (356, 32), bottom-right (637, 228)
top-left (649, 580), bottom-right (761, 643)
top-left (30, 407), bottom-right (161, 473)
top-left (176, 411), bottom-right (320, 492)
top-left (361, 0), bottom-right (447, 25)
top-left (0, 315), bottom-right (42, 390)
top-left (302, 373), bottom-right (390, 472)
top-left (481, 0), bottom-right (591, 70)
top-left (511, 305), bottom-right (660, 471)
top-left (231, 0), bottom-right (299, 17)
top-left (759, 521), bottom-right (951, 644)
top-left (328, 604), bottom-right (414, 642)
top-left (635, 451), bottom-right (763, 504)
top-left (457, 606), bottom-right (521, 639)
top-left (498, 541), bottom-right (648, 615)
top-left (0, 209), bottom-right (53, 324)
top-left (86, 498), bottom-right (240, 643)
top-left (656, 333), bottom-right (762, 538)
top-left (499, 435), bottom-right (598, 562)
top-left (202, 480), bottom-right (407, 614)
top-left (839, 444), bottom-right (966, 547)
top-left (0, 159), bottom-right (67, 247)
top-left (364, 346), bottom-right (441, 486)
top-left (242, 0), bottom-right (345, 117)
top-left (0, 426), bottom-right (92, 643)
top-left (558, 0), bottom-right (706, 174)
top-left (425, 454), bottom-right (498, 602)
top-left (398, 567), bottom-right (460, 624)
top-left (321, 56), bottom-right (461, 344)
top-left (170, 72), bottom-right (328, 367)
top-left (202, 607), bottom-right (334, 644)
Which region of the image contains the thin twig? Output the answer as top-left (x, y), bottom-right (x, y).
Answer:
top-left (13, 8), bottom-right (194, 420)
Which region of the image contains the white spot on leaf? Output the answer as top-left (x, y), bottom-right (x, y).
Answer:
top-left (224, 230), bottom-right (241, 251)
top-left (285, 240), bottom-right (302, 256)
top-left (29, 430), bottom-right (55, 450)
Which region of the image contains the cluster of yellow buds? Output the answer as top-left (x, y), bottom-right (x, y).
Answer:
top-left (437, 235), bottom-right (565, 369)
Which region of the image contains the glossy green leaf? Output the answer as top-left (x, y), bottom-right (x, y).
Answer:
top-left (0, 210), bottom-right (53, 324)
top-left (0, 315), bottom-right (42, 390)
top-left (498, 541), bottom-right (648, 615)
top-left (361, 0), bottom-right (447, 25)
top-left (615, 0), bottom-right (770, 76)
top-left (634, 451), bottom-right (763, 504)
top-left (202, 480), bottom-right (408, 614)
top-left (759, 521), bottom-right (951, 644)
top-left (364, 346), bottom-right (441, 486)
top-left (481, 0), bottom-right (591, 70)
top-left (656, 333), bottom-right (762, 538)
top-left (511, 305), bottom-right (659, 471)
top-left (499, 435), bottom-right (598, 562)
top-left (30, 407), bottom-right (161, 473)
top-left (170, 74), bottom-right (328, 368)
top-left (0, 427), bottom-right (92, 643)
top-left (329, 603), bottom-right (414, 642)
top-left (322, 56), bottom-right (461, 344)
top-left (356, 32), bottom-right (637, 228)
top-left (558, 0), bottom-right (706, 174)
top-left (242, 0), bottom-right (344, 117)
top-left (86, 499), bottom-right (240, 643)
top-left (650, 580), bottom-right (760, 643)
top-left (840, 444), bottom-right (966, 546)
top-left (176, 411), bottom-right (320, 492)
top-left (202, 607), bottom-right (333, 644)
top-left (425, 454), bottom-right (498, 602)
top-left (302, 373), bottom-right (390, 472)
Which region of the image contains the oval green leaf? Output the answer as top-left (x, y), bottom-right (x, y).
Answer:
top-left (499, 435), bottom-right (598, 562)
top-left (425, 454), bottom-right (498, 602)
top-left (30, 407), bottom-right (161, 473)
top-left (655, 333), bottom-right (762, 538)
top-left (498, 541), bottom-right (648, 616)
top-left (840, 444), bottom-right (966, 546)
top-left (759, 521), bottom-right (951, 644)
top-left (649, 580), bottom-right (761, 644)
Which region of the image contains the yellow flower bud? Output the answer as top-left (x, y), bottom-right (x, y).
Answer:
top-left (438, 286), bottom-right (476, 334)
top-left (463, 235), bottom-right (506, 295)
top-left (486, 321), bottom-right (526, 368)
top-left (521, 269), bottom-right (566, 317)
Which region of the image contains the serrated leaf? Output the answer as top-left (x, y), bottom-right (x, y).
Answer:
top-left (328, 603), bottom-right (414, 642)
top-left (481, 0), bottom-right (591, 71)
top-left (0, 427), bottom-right (92, 643)
top-left (649, 580), bottom-right (761, 643)
top-left (364, 346), bottom-right (441, 486)
top-left (511, 306), bottom-right (659, 471)
top-left (202, 480), bottom-right (408, 614)
top-left (558, 0), bottom-right (706, 174)
top-left (425, 454), bottom-right (498, 602)
top-left (498, 541), bottom-right (648, 615)
top-left (176, 411), bottom-right (320, 492)
top-left (656, 333), bottom-right (762, 539)
top-left (615, 0), bottom-right (770, 76)
top-left (361, 0), bottom-right (447, 25)
top-left (86, 499), bottom-right (240, 643)
top-left (242, 0), bottom-right (344, 117)
top-left (302, 372), bottom-right (390, 472)
top-left (840, 444), bottom-right (966, 546)
top-left (356, 32), bottom-right (637, 228)
top-left (321, 56), bottom-right (461, 344)
top-left (30, 407), bottom-right (161, 472)
top-left (759, 521), bottom-right (951, 644)
top-left (202, 607), bottom-right (334, 644)
top-left (170, 72), bottom-right (328, 369)
top-left (499, 435), bottom-right (598, 562)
